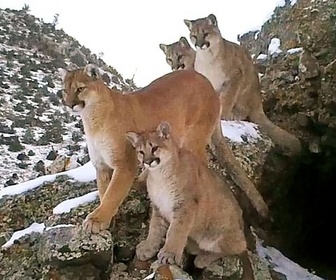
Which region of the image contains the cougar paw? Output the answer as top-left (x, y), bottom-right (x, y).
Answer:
top-left (82, 208), bottom-right (111, 233)
top-left (136, 240), bottom-right (159, 261)
top-left (157, 247), bottom-right (182, 265)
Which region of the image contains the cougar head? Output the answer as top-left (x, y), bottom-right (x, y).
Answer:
top-left (58, 64), bottom-right (102, 113)
top-left (126, 122), bottom-right (173, 169)
top-left (159, 37), bottom-right (195, 70)
top-left (184, 14), bottom-right (222, 50)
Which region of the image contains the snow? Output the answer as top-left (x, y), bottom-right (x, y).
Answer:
top-left (2, 222), bottom-right (45, 248)
top-left (2, 222), bottom-right (75, 249)
top-left (53, 190), bottom-right (99, 214)
top-left (268, 38), bottom-right (282, 55)
top-left (221, 121), bottom-right (261, 143)
top-left (256, 237), bottom-right (324, 280)
top-left (0, 161), bottom-right (96, 199)
top-left (287, 47), bottom-right (303, 54)
top-left (257, 53), bottom-right (268, 60)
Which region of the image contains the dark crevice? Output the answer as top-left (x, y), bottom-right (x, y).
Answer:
top-left (268, 148), bottom-right (336, 280)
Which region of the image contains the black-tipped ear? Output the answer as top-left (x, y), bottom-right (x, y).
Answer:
top-left (125, 132), bottom-right (140, 147)
top-left (159, 43), bottom-right (168, 54)
top-left (179, 37), bottom-right (190, 48)
top-left (157, 121), bottom-right (171, 139)
top-left (207, 14), bottom-right (217, 26)
top-left (58, 68), bottom-right (68, 82)
top-left (83, 64), bottom-right (101, 80)
top-left (184, 19), bottom-right (193, 30)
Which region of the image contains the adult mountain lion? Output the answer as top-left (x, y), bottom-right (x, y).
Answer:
top-left (126, 122), bottom-right (254, 280)
top-left (59, 64), bottom-right (268, 233)
top-left (160, 14), bottom-right (301, 156)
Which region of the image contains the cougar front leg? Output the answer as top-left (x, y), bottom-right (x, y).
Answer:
top-left (158, 203), bottom-right (196, 265)
top-left (219, 75), bottom-right (241, 120)
top-left (83, 160), bottom-right (138, 233)
top-left (136, 206), bottom-right (168, 261)
top-left (96, 165), bottom-right (113, 200)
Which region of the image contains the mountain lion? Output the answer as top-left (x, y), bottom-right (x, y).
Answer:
top-left (160, 14), bottom-right (302, 156)
top-left (126, 122), bottom-right (255, 280)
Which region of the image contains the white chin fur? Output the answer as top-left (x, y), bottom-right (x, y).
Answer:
top-left (150, 161), bottom-right (159, 168)
top-left (72, 104), bottom-right (84, 113)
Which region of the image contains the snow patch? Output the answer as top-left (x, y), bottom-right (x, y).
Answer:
top-left (53, 190), bottom-right (99, 214)
top-left (268, 38), bottom-right (282, 55)
top-left (221, 121), bottom-right (261, 143)
top-left (0, 161), bottom-right (96, 199)
top-left (2, 222), bottom-right (75, 249)
top-left (257, 54), bottom-right (268, 61)
top-left (287, 47), bottom-right (303, 54)
top-left (256, 237), bottom-right (324, 280)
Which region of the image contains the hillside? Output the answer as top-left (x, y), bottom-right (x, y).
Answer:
top-left (0, 6), bottom-right (135, 187)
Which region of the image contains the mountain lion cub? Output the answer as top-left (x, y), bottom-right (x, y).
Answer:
top-left (59, 65), bottom-right (233, 233)
top-left (164, 14), bottom-right (301, 156)
top-left (126, 122), bottom-right (255, 280)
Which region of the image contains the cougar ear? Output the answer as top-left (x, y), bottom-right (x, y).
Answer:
top-left (125, 132), bottom-right (140, 147)
top-left (58, 68), bottom-right (68, 82)
top-left (159, 44), bottom-right (168, 54)
top-left (83, 64), bottom-right (101, 80)
top-left (179, 37), bottom-right (190, 48)
top-left (184, 19), bottom-right (193, 30)
top-left (207, 14), bottom-right (217, 26)
top-left (157, 121), bottom-right (171, 139)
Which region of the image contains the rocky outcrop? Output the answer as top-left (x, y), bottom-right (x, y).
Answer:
top-left (239, 0), bottom-right (336, 278)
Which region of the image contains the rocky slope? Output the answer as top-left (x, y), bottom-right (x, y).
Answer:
top-left (239, 0), bottom-right (336, 278)
top-left (0, 7), bottom-right (135, 188)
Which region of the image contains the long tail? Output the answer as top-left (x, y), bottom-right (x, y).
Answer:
top-left (212, 120), bottom-right (269, 219)
top-left (250, 109), bottom-right (301, 156)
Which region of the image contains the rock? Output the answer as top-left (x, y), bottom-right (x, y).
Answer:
top-left (17, 162), bottom-right (29, 169)
top-left (45, 155), bottom-right (81, 175)
top-left (37, 226), bottom-right (113, 270)
top-left (46, 149), bottom-right (58, 161)
top-left (5, 179), bottom-right (16, 187)
top-left (299, 50), bottom-right (320, 80)
top-left (17, 152), bottom-right (29, 161)
top-left (151, 262), bottom-right (192, 280)
top-left (33, 160), bottom-right (45, 174)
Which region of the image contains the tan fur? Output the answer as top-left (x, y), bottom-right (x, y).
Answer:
top-left (60, 64), bottom-right (222, 233)
top-left (183, 14), bottom-right (301, 156)
top-left (126, 122), bottom-right (255, 280)
top-left (159, 37), bottom-right (195, 71)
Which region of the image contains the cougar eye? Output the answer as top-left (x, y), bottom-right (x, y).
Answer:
top-left (77, 87), bottom-right (85, 93)
top-left (167, 58), bottom-right (173, 65)
top-left (204, 32), bottom-right (209, 37)
top-left (139, 151), bottom-right (145, 156)
top-left (177, 55), bottom-right (183, 61)
top-left (151, 146), bottom-right (159, 153)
